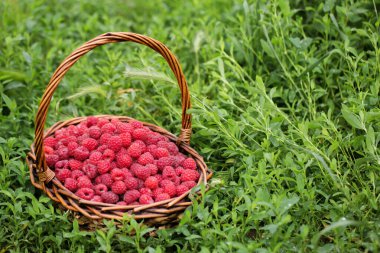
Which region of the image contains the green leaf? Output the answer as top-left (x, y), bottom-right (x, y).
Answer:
top-left (341, 105), bottom-right (365, 130)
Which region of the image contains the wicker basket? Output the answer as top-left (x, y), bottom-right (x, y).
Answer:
top-left (26, 32), bottom-right (212, 226)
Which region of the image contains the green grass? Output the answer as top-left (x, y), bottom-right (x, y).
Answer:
top-left (1, 0), bottom-right (379, 252)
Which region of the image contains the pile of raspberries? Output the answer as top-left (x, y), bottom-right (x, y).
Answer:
top-left (43, 116), bottom-right (200, 205)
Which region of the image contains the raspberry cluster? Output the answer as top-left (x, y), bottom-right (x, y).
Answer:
top-left (44, 117), bottom-right (200, 205)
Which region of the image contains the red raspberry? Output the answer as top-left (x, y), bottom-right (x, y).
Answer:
top-left (127, 143), bottom-right (143, 158)
top-left (44, 146), bottom-right (54, 155)
top-left (89, 151), bottom-right (102, 163)
top-left (82, 138), bottom-right (98, 151)
top-left (132, 128), bottom-right (149, 141)
top-left (155, 193), bottom-right (170, 202)
top-left (66, 141), bottom-right (77, 153)
top-left (160, 179), bottom-right (174, 188)
top-left (139, 187), bottom-right (153, 196)
top-left (121, 168), bottom-right (133, 178)
top-left (97, 118), bottom-right (109, 127)
top-left (71, 170), bottom-right (84, 180)
top-left (182, 158), bottom-right (197, 170)
top-left (110, 118), bottom-right (122, 126)
top-left (64, 178), bottom-right (78, 192)
top-left (175, 167), bottom-right (185, 176)
top-left (77, 124), bottom-right (88, 136)
top-left (91, 195), bottom-right (102, 202)
top-left (139, 194), bottom-right (154, 205)
top-left (83, 164), bottom-right (98, 179)
top-left (157, 157), bottom-right (174, 170)
top-left (166, 142), bottom-right (179, 155)
top-left (97, 160), bottom-right (111, 174)
top-left (137, 178), bottom-right (144, 189)
top-left (174, 154), bottom-right (187, 166)
top-left (119, 132), bottom-right (132, 148)
top-left (101, 191), bottom-right (119, 204)
top-left (152, 147), bottom-right (169, 159)
top-left (55, 168), bottom-right (71, 182)
top-left (152, 188), bottom-right (164, 199)
top-left (123, 190), bottom-right (141, 204)
top-left (102, 149), bottom-right (115, 161)
top-left (88, 126), bottom-right (101, 139)
top-left (86, 116), bottom-right (99, 127)
top-left (111, 181), bottom-right (127, 195)
top-left (67, 125), bottom-right (81, 137)
top-left (182, 181), bottom-right (197, 189)
top-left (162, 166), bottom-right (176, 180)
top-left (176, 184), bottom-right (189, 196)
top-left (76, 133), bottom-right (89, 144)
top-left (107, 136), bottom-right (122, 152)
top-left (44, 136), bottom-right (57, 148)
top-left (145, 132), bottom-right (161, 145)
top-left (154, 174), bottom-right (162, 183)
top-left (173, 176), bottom-right (181, 186)
top-left (118, 123), bottom-right (134, 133)
top-left (144, 176), bottom-right (159, 190)
top-left (146, 164), bottom-right (158, 175)
top-left (76, 188), bottom-right (94, 200)
top-left (134, 140), bottom-right (147, 153)
top-left (69, 159), bottom-right (83, 170)
top-left (156, 141), bottom-right (168, 148)
top-left (116, 154), bottom-right (132, 168)
top-left (181, 169), bottom-right (200, 182)
top-left (98, 173), bottom-right (113, 187)
top-left (130, 120), bottom-right (143, 129)
top-left (125, 177), bottom-right (138, 190)
top-left (77, 176), bottom-right (93, 189)
top-left (46, 154), bottom-right (59, 168)
top-left (138, 152), bottom-right (154, 165)
top-left (111, 168), bottom-right (125, 181)
top-left (134, 165), bottom-right (151, 180)
top-left (99, 133), bottom-right (111, 146)
top-left (147, 145), bottom-right (157, 153)
top-left (163, 183), bottom-right (177, 198)
top-left (54, 128), bottom-right (67, 139)
top-left (94, 184), bottom-right (108, 195)
top-left (101, 123), bottom-right (116, 134)
top-left (73, 146), bottom-right (90, 161)
top-left (55, 160), bottom-right (69, 170)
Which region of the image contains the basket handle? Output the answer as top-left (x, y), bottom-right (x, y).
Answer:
top-left (34, 32), bottom-right (192, 182)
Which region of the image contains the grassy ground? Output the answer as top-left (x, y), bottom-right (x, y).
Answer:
top-left (0, 0), bottom-right (379, 252)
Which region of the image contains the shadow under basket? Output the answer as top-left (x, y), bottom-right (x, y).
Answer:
top-left (26, 32), bottom-right (212, 226)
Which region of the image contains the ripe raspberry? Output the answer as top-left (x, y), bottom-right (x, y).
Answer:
top-left (155, 193), bottom-right (170, 202)
top-left (111, 168), bottom-right (125, 181)
top-left (127, 143), bottom-right (143, 158)
top-left (123, 190), bottom-right (141, 204)
top-left (125, 177), bottom-right (138, 190)
top-left (138, 152), bottom-right (154, 165)
top-left (44, 136), bottom-right (57, 148)
top-left (130, 120), bottom-right (143, 129)
top-left (46, 154), bottom-right (59, 168)
top-left (152, 147), bottom-right (169, 159)
top-left (147, 145), bottom-right (157, 153)
top-left (76, 188), bottom-right (94, 200)
top-left (162, 166), bottom-right (176, 180)
top-left (73, 146), bottom-right (90, 161)
top-left (166, 142), bottom-right (179, 155)
top-left (76, 124), bottom-right (88, 136)
top-left (111, 181), bottom-right (127, 195)
top-left (89, 151), bottom-right (102, 163)
top-left (71, 170), bottom-right (84, 180)
top-left (86, 116), bottom-right (98, 127)
top-left (132, 128), bottom-right (149, 141)
top-left (145, 133), bottom-right (161, 145)
top-left (55, 160), bottom-right (69, 170)
top-left (137, 178), bottom-right (144, 189)
top-left (102, 149), bottom-right (115, 161)
top-left (101, 123), bottom-right (116, 134)
top-left (77, 134), bottom-right (90, 144)
top-left (139, 194), bottom-right (154, 205)
top-left (98, 173), bottom-right (113, 187)
top-left (88, 126), bottom-right (102, 139)
top-left (156, 141), bottom-right (168, 148)
top-left (111, 118), bottom-right (122, 126)
top-left (182, 158), bottom-right (197, 170)
top-left (146, 164), bottom-right (158, 175)
top-left (144, 176), bottom-right (159, 190)
top-left (173, 176), bottom-right (181, 186)
top-left (160, 179), bottom-right (174, 188)
top-left (134, 140), bottom-right (147, 153)
top-left (176, 185), bottom-right (189, 196)
top-left (97, 118), bottom-right (109, 128)
top-left (157, 157), bottom-right (174, 170)
top-left (118, 123), bottom-right (134, 133)
top-left (121, 168), bottom-right (133, 178)
top-left (118, 133), bottom-right (131, 148)
top-left (134, 165), bottom-right (151, 180)
top-left (182, 181), bottom-right (197, 189)
top-left (152, 188), bottom-right (164, 199)
top-left (94, 184), bottom-right (108, 195)
top-left (83, 164), bottom-right (98, 179)
top-left (181, 169), bottom-right (200, 182)
top-left (139, 187), bottom-right (153, 196)
top-left (67, 141), bottom-right (79, 156)
top-left (99, 133), bottom-right (112, 146)
top-left (91, 195), bottom-right (102, 202)
top-left (64, 178), bottom-right (78, 192)
top-left (54, 128), bottom-right (67, 139)
top-left (82, 138), bottom-right (98, 151)
top-left (117, 201), bottom-right (127, 205)
top-left (69, 159), bottom-right (83, 170)
top-left (77, 176), bottom-right (93, 189)
top-left (163, 183), bottom-right (177, 198)
top-left (101, 191), bottom-right (119, 204)
top-left (67, 125), bottom-right (81, 137)
top-left (44, 146), bottom-right (54, 155)
top-left (116, 154), bottom-right (132, 168)
top-left (97, 160), bottom-right (111, 174)
top-left (175, 167), bottom-right (185, 176)
top-left (55, 169), bottom-right (71, 182)
top-left (154, 174), bottom-right (162, 183)
top-left (107, 136), bottom-right (122, 152)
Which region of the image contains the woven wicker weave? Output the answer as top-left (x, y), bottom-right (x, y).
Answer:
top-left (26, 32), bottom-right (212, 226)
